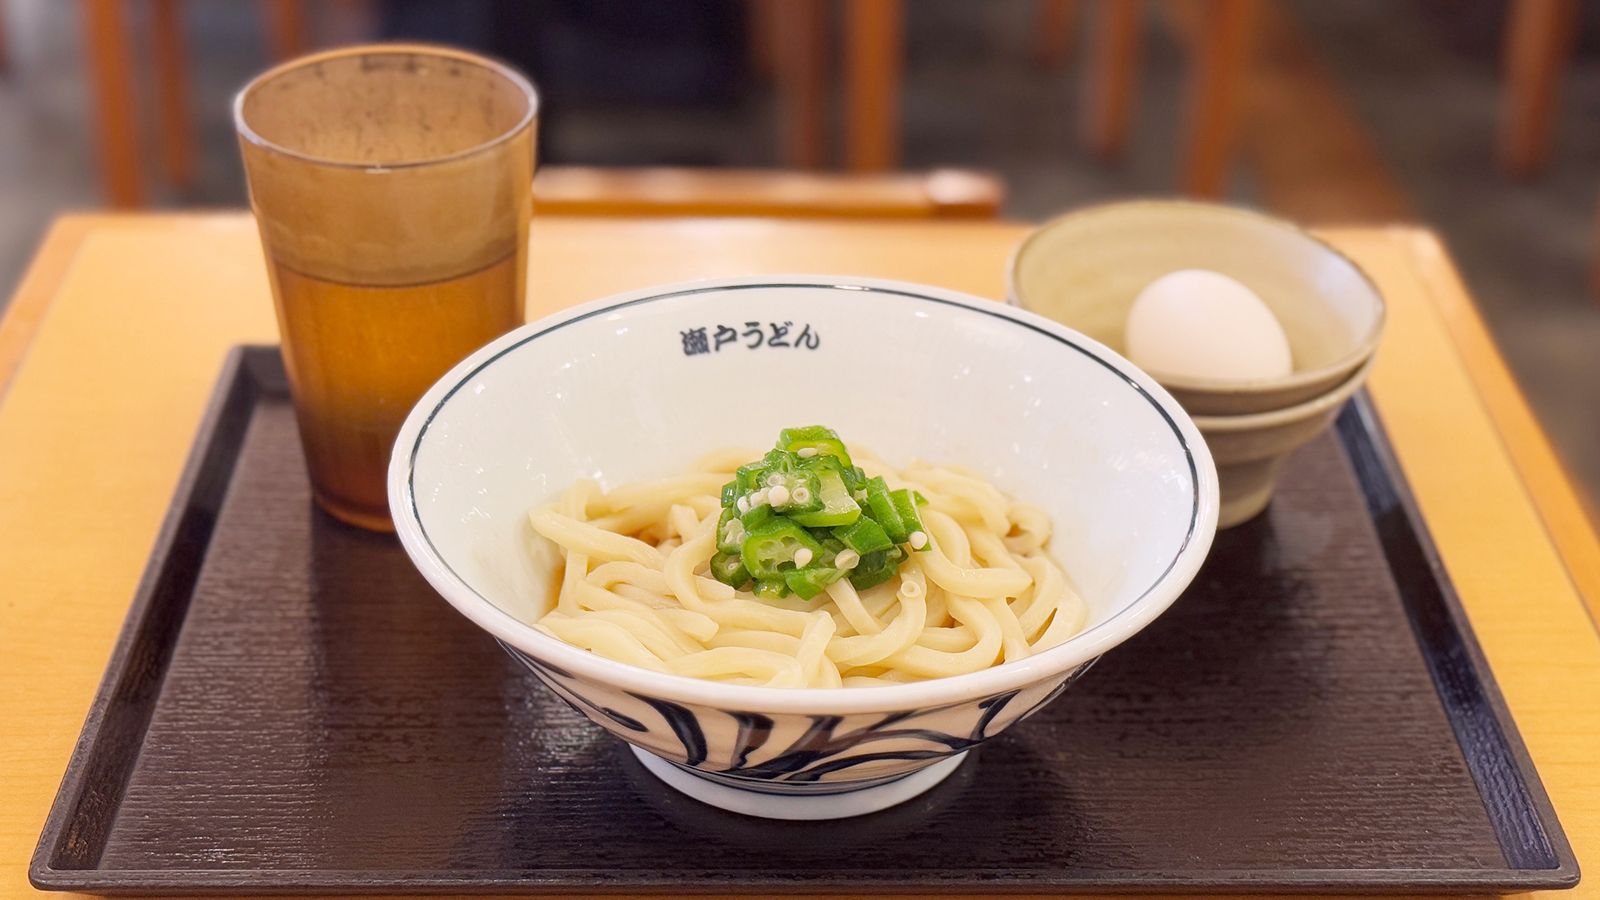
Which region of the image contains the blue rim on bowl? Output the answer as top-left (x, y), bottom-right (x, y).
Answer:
top-left (387, 275), bottom-right (1220, 714)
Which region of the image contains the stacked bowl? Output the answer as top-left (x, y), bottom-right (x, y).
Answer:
top-left (1009, 201), bottom-right (1386, 527)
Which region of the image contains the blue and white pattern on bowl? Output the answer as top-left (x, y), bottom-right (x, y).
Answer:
top-left (505, 642), bottom-right (1096, 794)
top-left (388, 275), bottom-right (1219, 819)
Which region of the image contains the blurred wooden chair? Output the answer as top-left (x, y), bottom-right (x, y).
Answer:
top-left (788, 0), bottom-right (1586, 191)
top-left (532, 166), bottom-right (1004, 219)
top-left (1493, 0), bottom-right (1597, 302)
top-left (763, 0), bottom-right (829, 169)
top-left (755, 0), bottom-right (907, 173)
top-left (1035, 0), bottom-right (1079, 68)
top-left (83, 0), bottom-right (895, 204)
top-left (1035, 0), bottom-right (1262, 198)
top-left (843, 0), bottom-right (905, 172)
top-left (830, 0), bottom-right (1261, 194)
top-left (68, 0), bottom-right (985, 217)
top-left (81, 0), bottom-right (308, 208)
top-left (1499, 0), bottom-right (1579, 178)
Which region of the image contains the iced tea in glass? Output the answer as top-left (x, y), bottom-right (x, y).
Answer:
top-left (234, 45), bottom-right (536, 531)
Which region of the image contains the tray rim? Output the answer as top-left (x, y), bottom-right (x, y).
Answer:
top-left (1339, 399), bottom-right (1578, 887)
top-left (29, 345), bottom-right (1580, 895)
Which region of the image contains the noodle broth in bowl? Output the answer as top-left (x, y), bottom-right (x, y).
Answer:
top-left (389, 275), bottom-right (1219, 820)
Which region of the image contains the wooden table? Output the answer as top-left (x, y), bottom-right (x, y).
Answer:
top-left (1, 214), bottom-right (1597, 899)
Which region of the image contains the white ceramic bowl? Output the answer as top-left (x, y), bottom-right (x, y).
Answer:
top-left (388, 275), bottom-right (1219, 820)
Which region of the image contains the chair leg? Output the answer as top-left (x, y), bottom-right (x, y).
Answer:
top-left (1181, 0), bottom-right (1259, 197)
top-left (772, 0), bottom-right (828, 169)
top-left (82, 0), bottom-right (143, 207)
top-left (747, 0), bottom-right (777, 79)
top-left (0, 0), bottom-right (11, 74)
top-left (1035, 0), bottom-right (1078, 68)
top-left (1500, 0), bottom-right (1578, 178)
top-left (264, 0), bottom-right (307, 61)
top-left (845, 0), bottom-right (904, 172)
top-left (1081, 0), bottom-right (1143, 161)
top-left (1592, 189), bottom-right (1600, 304)
top-left (151, 0), bottom-right (195, 189)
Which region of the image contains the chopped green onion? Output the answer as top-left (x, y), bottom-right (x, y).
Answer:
top-left (720, 427), bottom-right (923, 603)
top-left (741, 518), bottom-right (826, 579)
top-left (734, 461), bottom-right (767, 495)
top-left (788, 468), bottom-right (861, 528)
top-left (752, 578), bottom-right (790, 599)
top-left (777, 425), bottom-right (853, 468)
top-left (840, 465), bottom-right (867, 492)
top-left (848, 546), bottom-right (905, 590)
top-left (710, 550), bottom-right (753, 589)
top-left (784, 566), bottom-right (844, 600)
top-left (770, 469), bottom-right (821, 513)
top-left (741, 503), bottom-right (776, 529)
top-left (862, 476), bottom-right (908, 543)
top-left (715, 507), bottom-right (745, 553)
top-left (832, 516), bottom-right (893, 555)
top-left (889, 488), bottom-right (927, 550)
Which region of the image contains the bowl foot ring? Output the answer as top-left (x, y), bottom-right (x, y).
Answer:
top-left (630, 745), bottom-right (969, 820)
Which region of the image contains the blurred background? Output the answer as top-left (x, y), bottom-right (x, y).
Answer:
top-left (0, 0), bottom-right (1597, 514)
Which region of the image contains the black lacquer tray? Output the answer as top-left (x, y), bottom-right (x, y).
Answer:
top-left (31, 347), bottom-right (1578, 894)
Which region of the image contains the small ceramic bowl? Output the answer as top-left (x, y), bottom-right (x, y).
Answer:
top-left (388, 275), bottom-right (1218, 821)
top-left (1195, 355), bottom-right (1376, 527)
top-left (1007, 200), bottom-right (1385, 417)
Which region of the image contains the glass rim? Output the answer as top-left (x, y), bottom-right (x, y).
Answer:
top-left (232, 42), bottom-right (539, 171)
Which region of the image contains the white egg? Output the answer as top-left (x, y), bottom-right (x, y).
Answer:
top-left (1124, 269), bottom-right (1292, 382)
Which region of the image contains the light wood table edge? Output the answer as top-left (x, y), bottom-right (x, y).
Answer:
top-left (0, 212), bottom-right (251, 401)
top-left (0, 217), bottom-right (94, 403)
top-left (1377, 225), bottom-right (1600, 625)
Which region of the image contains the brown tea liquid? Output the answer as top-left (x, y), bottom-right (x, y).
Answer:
top-left (269, 254), bottom-right (522, 531)
top-left (235, 45), bottom-right (538, 531)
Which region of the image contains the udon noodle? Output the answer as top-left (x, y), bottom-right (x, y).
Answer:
top-left (527, 447), bottom-right (1087, 688)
